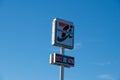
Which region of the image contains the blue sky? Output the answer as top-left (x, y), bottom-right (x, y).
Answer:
top-left (0, 0), bottom-right (120, 80)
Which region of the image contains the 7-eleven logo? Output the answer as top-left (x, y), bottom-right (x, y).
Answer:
top-left (57, 22), bottom-right (73, 42)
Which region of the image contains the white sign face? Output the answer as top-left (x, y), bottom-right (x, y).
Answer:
top-left (52, 18), bottom-right (74, 49)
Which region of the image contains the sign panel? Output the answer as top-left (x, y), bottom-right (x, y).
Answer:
top-left (50, 53), bottom-right (75, 68)
top-left (52, 18), bottom-right (74, 49)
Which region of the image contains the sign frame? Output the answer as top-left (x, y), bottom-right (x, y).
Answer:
top-left (52, 18), bottom-right (74, 49)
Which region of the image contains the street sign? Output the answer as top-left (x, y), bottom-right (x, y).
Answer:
top-left (50, 53), bottom-right (74, 68)
top-left (52, 18), bottom-right (74, 49)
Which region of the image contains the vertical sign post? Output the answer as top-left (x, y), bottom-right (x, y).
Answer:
top-left (60, 47), bottom-right (64, 80)
top-left (50, 18), bottom-right (74, 80)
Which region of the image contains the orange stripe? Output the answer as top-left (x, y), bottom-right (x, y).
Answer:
top-left (59, 22), bottom-right (68, 27)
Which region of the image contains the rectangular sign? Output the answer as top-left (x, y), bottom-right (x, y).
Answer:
top-left (50, 53), bottom-right (75, 68)
top-left (52, 18), bottom-right (74, 49)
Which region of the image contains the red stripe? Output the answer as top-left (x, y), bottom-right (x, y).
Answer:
top-left (59, 22), bottom-right (68, 27)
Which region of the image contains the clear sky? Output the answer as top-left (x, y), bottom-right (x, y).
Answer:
top-left (0, 0), bottom-right (120, 80)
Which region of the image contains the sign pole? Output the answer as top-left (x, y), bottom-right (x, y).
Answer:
top-left (51, 18), bottom-right (74, 80)
top-left (60, 47), bottom-right (64, 80)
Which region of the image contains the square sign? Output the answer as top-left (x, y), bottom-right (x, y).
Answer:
top-left (52, 18), bottom-right (74, 49)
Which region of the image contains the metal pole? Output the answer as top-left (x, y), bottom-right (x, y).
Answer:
top-left (60, 47), bottom-right (64, 80)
